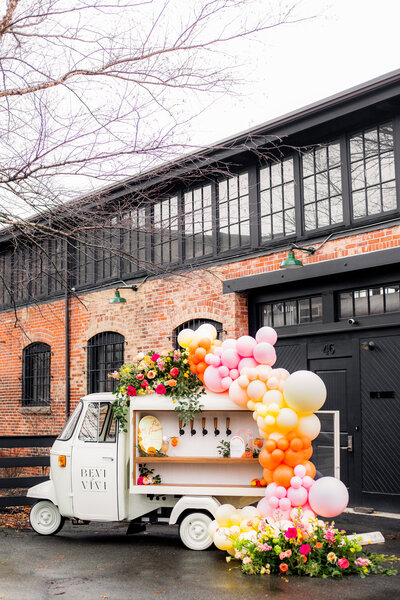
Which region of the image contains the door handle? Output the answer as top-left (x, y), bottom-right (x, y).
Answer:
top-left (340, 435), bottom-right (353, 452)
top-left (102, 456), bottom-right (114, 461)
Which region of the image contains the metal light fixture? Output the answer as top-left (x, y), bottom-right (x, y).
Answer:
top-left (279, 245), bottom-right (316, 269)
top-left (361, 341), bottom-right (376, 351)
top-left (109, 284), bottom-right (138, 304)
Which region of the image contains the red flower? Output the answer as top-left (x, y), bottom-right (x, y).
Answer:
top-left (140, 381), bottom-right (149, 388)
top-left (136, 373), bottom-right (144, 381)
top-left (126, 386), bottom-right (137, 397)
top-left (155, 384), bottom-right (166, 395)
top-left (338, 558), bottom-right (349, 569)
top-left (279, 563), bottom-right (289, 573)
top-left (170, 367), bottom-right (179, 377)
top-left (299, 544), bottom-right (311, 556)
top-left (285, 527), bottom-right (298, 539)
top-left (151, 353), bottom-right (160, 361)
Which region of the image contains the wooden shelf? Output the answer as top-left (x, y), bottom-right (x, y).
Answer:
top-left (133, 456), bottom-right (258, 464)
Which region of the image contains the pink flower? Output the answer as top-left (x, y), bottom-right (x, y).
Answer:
top-left (279, 552), bottom-right (286, 560)
top-left (170, 367), bottom-right (179, 377)
top-left (126, 386), bottom-right (137, 397)
top-left (136, 373), bottom-right (144, 381)
top-left (140, 381), bottom-right (149, 388)
top-left (285, 549), bottom-right (292, 558)
top-left (285, 527), bottom-right (298, 539)
top-left (173, 351), bottom-right (181, 360)
top-left (324, 529), bottom-right (335, 541)
top-left (242, 557), bottom-right (252, 565)
top-left (354, 558), bottom-right (371, 567)
top-left (299, 544), bottom-right (311, 556)
top-left (136, 476), bottom-right (144, 485)
top-left (151, 353), bottom-right (160, 361)
top-left (338, 558), bottom-right (349, 569)
top-left (155, 384), bottom-right (166, 395)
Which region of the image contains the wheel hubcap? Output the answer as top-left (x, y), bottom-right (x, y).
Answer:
top-left (189, 519), bottom-right (207, 541)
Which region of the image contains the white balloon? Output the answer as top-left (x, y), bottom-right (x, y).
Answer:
top-left (283, 370), bottom-right (327, 413)
top-left (215, 504), bottom-right (235, 527)
top-left (296, 414), bottom-right (321, 440)
top-left (276, 407), bottom-right (299, 431)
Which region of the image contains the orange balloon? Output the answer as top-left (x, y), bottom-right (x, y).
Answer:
top-left (301, 437), bottom-right (312, 449)
top-left (198, 337), bottom-right (211, 351)
top-left (283, 449), bottom-right (302, 467)
top-left (272, 464), bottom-right (294, 488)
top-left (302, 446), bottom-right (313, 461)
top-left (262, 468), bottom-right (274, 484)
top-left (265, 440), bottom-right (277, 452)
top-left (188, 341), bottom-right (198, 352)
top-left (290, 438), bottom-right (303, 452)
top-left (259, 448), bottom-right (272, 469)
top-left (190, 364), bottom-right (198, 374)
top-left (271, 448), bottom-right (284, 463)
top-left (196, 361), bottom-right (207, 375)
top-left (191, 354), bottom-right (200, 365)
top-left (277, 437), bottom-right (289, 451)
top-left (287, 431), bottom-right (297, 442)
top-left (304, 461), bottom-right (316, 479)
top-left (195, 347), bottom-right (207, 361)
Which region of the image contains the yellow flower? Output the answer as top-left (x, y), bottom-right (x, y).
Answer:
top-left (225, 557), bottom-right (231, 563)
top-left (350, 547), bottom-right (355, 552)
top-left (184, 373), bottom-right (189, 378)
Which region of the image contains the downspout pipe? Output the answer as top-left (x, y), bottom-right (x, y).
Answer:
top-left (64, 241), bottom-right (70, 420)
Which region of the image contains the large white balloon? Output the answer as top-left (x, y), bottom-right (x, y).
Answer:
top-left (296, 414), bottom-right (321, 440)
top-left (308, 477), bottom-right (349, 518)
top-left (283, 370), bottom-right (327, 413)
top-left (215, 504), bottom-right (235, 527)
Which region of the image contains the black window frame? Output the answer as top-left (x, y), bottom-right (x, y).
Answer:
top-left (22, 342), bottom-right (51, 407)
top-left (217, 170), bottom-right (251, 253)
top-left (87, 331), bottom-right (125, 394)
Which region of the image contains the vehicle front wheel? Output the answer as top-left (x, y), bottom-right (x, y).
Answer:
top-left (179, 512), bottom-right (213, 550)
top-left (29, 500), bottom-right (65, 536)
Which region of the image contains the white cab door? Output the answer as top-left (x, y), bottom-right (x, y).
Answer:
top-left (71, 402), bottom-right (119, 520)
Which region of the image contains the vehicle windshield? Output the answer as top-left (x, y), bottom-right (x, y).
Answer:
top-left (57, 402), bottom-right (83, 441)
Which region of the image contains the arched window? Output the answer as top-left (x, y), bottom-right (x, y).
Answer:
top-left (87, 332), bottom-right (125, 393)
top-left (173, 319), bottom-right (223, 349)
top-left (22, 342), bottom-right (51, 406)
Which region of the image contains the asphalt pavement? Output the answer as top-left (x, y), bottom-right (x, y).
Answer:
top-left (0, 512), bottom-right (399, 600)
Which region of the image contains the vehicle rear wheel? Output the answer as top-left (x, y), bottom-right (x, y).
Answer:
top-left (29, 500), bottom-right (65, 535)
top-left (179, 512), bottom-right (213, 550)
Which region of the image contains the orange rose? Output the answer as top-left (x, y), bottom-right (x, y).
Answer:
top-left (315, 542), bottom-right (323, 549)
top-left (166, 379), bottom-right (177, 387)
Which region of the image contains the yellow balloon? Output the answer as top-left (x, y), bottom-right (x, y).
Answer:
top-left (229, 511), bottom-right (242, 527)
top-left (215, 504), bottom-right (236, 527)
top-left (214, 528), bottom-right (233, 551)
top-left (177, 328), bottom-right (194, 349)
top-left (256, 403), bottom-right (268, 418)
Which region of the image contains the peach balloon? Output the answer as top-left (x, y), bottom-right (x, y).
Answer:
top-left (272, 464), bottom-right (294, 488)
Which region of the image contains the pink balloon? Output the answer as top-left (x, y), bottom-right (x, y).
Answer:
top-left (203, 366), bottom-right (225, 393)
top-left (256, 327), bottom-right (278, 346)
top-left (294, 464), bottom-right (307, 478)
top-left (290, 476), bottom-right (302, 489)
top-left (275, 486), bottom-right (286, 499)
top-left (247, 380), bottom-right (267, 401)
top-left (222, 338), bottom-right (237, 349)
top-left (269, 496), bottom-right (279, 508)
top-left (308, 477), bottom-right (349, 518)
top-left (205, 353), bottom-right (215, 365)
top-left (287, 486), bottom-right (308, 507)
top-left (236, 336), bottom-right (257, 357)
top-left (302, 476), bottom-right (315, 489)
top-left (221, 349), bottom-right (240, 369)
top-left (253, 343), bottom-right (277, 366)
top-left (229, 369), bottom-right (239, 380)
top-left (228, 379), bottom-right (249, 407)
top-left (214, 347), bottom-right (224, 357)
top-left (218, 365), bottom-right (229, 377)
top-left (279, 497), bottom-right (292, 511)
top-left (238, 357), bottom-right (258, 372)
top-left (265, 482), bottom-right (278, 499)
top-left (257, 497), bottom-right (274, 518)
top-left (221, 376), bottom-right (233, 389)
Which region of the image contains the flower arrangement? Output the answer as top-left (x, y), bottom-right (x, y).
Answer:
top-left (228, 517), bottom-right (399, 578)
top-left (110, 349), bottom-right (204, 431)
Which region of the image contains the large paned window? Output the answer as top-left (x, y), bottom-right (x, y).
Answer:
top-left (259, 158), bottom-right (295, 241)
top-left (350, 122), bottom-right (397, 220)
top-left (87, 332), bottom-right (125, 393)
top-left (95, 220), bottom-right (121, 282)
top-left (262, 295), bottom-right (323, 328)
top-left (173, 319), bottom-right (223, 349)
top-left (22, 342), bottom-right (51, 406)
top-left (339, 284), bottom-right (400, 319)
top-left (184, 184), bottom-right (213, 259)
top-left (121, 206), bottom-right (147, 274)
top-left (218, 173), bottom-right (250, 251)
top-left (153, 196), bottom-right (179, 265)
top-left (302, 142), bottom-right (343, 231)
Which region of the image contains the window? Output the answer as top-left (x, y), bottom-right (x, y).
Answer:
top-left (173, 319), bottom-right (223, 349)
top-left (259, 158), bottom-right (296, 241)
top-left (58, 402), bottom-right (83, 441)
top-left (262, 296), bottom-right (323, 328)
top-left (184, 184), bottom-right (213, 259)
top-left (218, 173), bottom-right (250, 251)
top-left (22, 342), bottom-right (51, 406)
top-left (153, 196), bottom-right (179, 265)
top-left (302, 142), bottom-right (343, 231)
top-left (350, 122), bottom-right (397, 220)
top-left (339, 284), bottom-right (400, 319)
top-left (121, 206), bottom-right (147, 274)
top-left (78, 402), bottom-right (116, 442)
top-left (87, 332), bottom-right (125, 394)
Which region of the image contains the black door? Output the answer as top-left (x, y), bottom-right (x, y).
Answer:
top-left (308, 358), bottom-right (354, 493)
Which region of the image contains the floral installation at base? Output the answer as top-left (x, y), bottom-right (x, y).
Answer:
top-left (110, 348), bottom-right (204, 431)
top-left (207, 503), bottom-right (399, 578)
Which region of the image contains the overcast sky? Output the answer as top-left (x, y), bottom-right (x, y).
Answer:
top-left (188, 0), bottom-right (400, 146)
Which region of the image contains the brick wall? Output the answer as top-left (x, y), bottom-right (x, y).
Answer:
top-left (0, 224), bottom-right (399, 436)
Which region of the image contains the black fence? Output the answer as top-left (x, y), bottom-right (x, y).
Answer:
top-left (0, 435), bottom-right (57, 507)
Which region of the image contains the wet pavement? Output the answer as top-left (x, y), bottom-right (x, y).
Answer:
top-left (0, 512), bottom-right (399, 600)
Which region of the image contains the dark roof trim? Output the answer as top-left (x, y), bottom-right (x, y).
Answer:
top-left (223, 248), bottom-right (400, 294)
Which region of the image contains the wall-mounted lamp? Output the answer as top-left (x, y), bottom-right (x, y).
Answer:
top-left (279, 245), bottom-right (315, 269)
top-left (361, 341), bottom-right (376, 351)
top-left (109, 284), bottom-right (138, 304)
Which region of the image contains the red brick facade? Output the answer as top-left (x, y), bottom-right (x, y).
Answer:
top-left (1, 223), bottom-right (398, 437)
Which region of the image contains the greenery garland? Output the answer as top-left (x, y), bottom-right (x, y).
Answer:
top-left (110, 348), bottom-right (204, 432)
